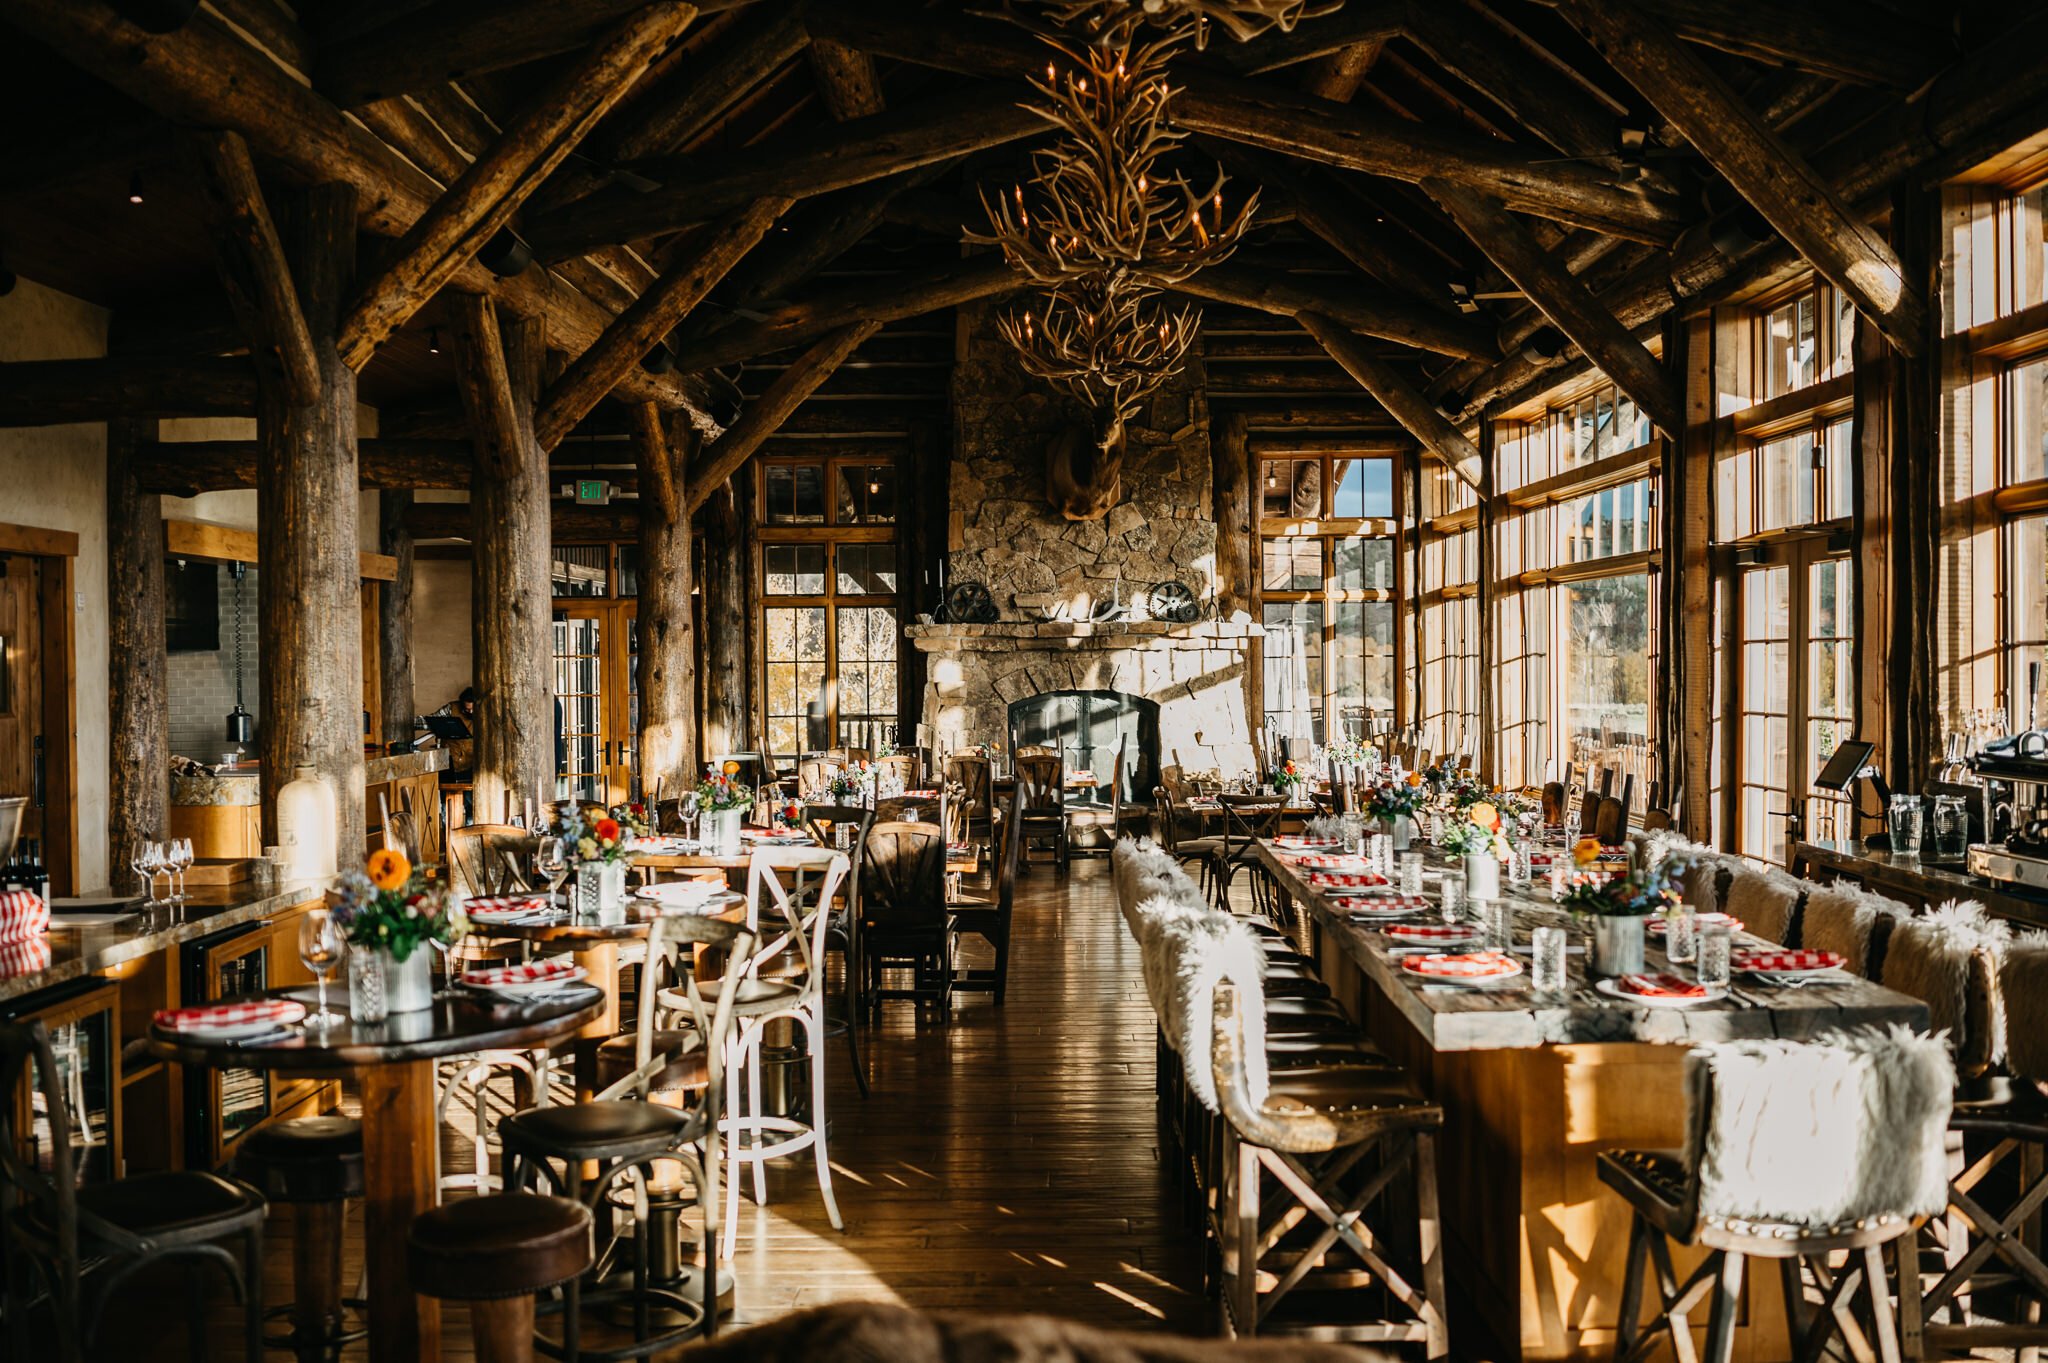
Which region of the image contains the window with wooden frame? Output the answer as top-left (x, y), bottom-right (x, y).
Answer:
top-left (1750, 278), bottom-right (1856, 403)
top-left (756, 454), bottom-right (902, 759)
top-left (1416, 461), bottom-right (1479, 765)
top-left (1256, 451), bottom-right (1399, 748)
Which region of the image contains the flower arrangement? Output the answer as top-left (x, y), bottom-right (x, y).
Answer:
top-left (971, 740), bottom-right (1004, 761)
top-left (825, 765), bottom-right (869, 801)
top-left (1270, 759), bottom-right (1302, 793)
top-left (1365, 778), bottom-right (1427, 822)
top-left (554, 803), bottom-right (637, 866)
top-left (1438, 800), bottom-right (1514, 861)
top-left (1561, 854), bottom-right (1689, 917)
top-left (698, 761), bottom-right (755, 813)
top-left (1324, 735), bottom-right (1370, 766)
top-left (332, 850), bottom-right (467, 963)
top-left (611, 802), bottom-right (651, 838)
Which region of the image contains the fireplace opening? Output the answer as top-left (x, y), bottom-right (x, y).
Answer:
top-left (1007, 690), bottom-right (1160, 807)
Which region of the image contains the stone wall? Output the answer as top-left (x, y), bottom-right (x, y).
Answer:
top-left (946, 301), bottom-right (1217, 620)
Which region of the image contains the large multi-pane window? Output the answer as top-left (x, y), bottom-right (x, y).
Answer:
top-left (1717, 416), bottom-right (1854, 540)
top-left (1753, 279), bottom-right (1856, 401)
top-left (1258, 452), bottom-right (1398, 747)
top-left (757, 455), bottom-right (901, 758)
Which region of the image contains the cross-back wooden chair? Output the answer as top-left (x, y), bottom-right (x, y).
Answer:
top-left (800, 803), bottom-right (875, 1098)
top-left (379, 790), bottom-right (423, 868)
top-left (1212, 794), bottom-right (1285, 914)
top-left (951, 786), bottom-right (1024, 1005)
top-left (942, 755), bottom-right (993, 844)
top-left (447, 823), bottom-right (538, 898)
top-left (860, 822), bottom-right (951, 1013)
top-left (1014, 753), bottom-right (1069, 873)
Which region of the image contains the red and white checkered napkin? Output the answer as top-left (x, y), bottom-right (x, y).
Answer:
top-left (0, 937), bottom-right (51, 976)
top-left (1345, 895), bottom-right (1431, 915)
top-left (1647, 912), bottom-right (1742, 934)
top-left (1618, 973), bottom-right (1710, 999)
top-left (0, 889), bottom-right (49, 945)
top-left (461, 958), bottom-right (582, 989)
top-left (1290, 854), bottom-right (1373, 871)
top-left (154, 997), bottom-right (307, 1033)
top-left (465, 895), bottom-right (554, 918)
top-left (1733, 949), bottom-right (1845, 974)
top-left (1384, 922), bottom-right (1483, 941)
top-left (1401, 951), bottom-right (1520, 979)
top-left (1307, 870), bottom-right (1391, 889)
top-left (903, 789), bottom-right (941, 799)
top-left (1274, 836), bottom-right (1343, 851)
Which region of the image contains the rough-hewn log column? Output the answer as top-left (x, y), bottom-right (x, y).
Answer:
top-left (632, 402), bottom-right (697, 799)
top-left (698, 474), bottom-right (750, 759)
top-left (1555, 0), bottom-right (1928, 355)
top-left (450, 296), bottom-right (554, 822)
top-left (1424, 179), bottom-right (1683, 437)
top-left (106, 418), bottom-right (167, 894)
top-left (1297, 312), bottom-right (1482, 490)
top-left (258, 183), bottom-right (367, 865)
top-left (378, 489), bottom-right (416, 747)
top-left (1885, 186), bottom-right (1940, 791)
top-left (1211, 410), bottom-right (1253, 618)
top-left (1667, 314), bottom-right (1715, 839)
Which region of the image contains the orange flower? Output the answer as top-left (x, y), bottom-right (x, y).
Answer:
top-left (1572, 835), bottom-right (1602, 868)
top-left (595, 817), bottom-right (622, 842)
top-left (1405, 772), bottom-right (1424, 787)
top-left (1468, 801), bottom-right (1499, 831)
top-left (722, 760), bottom-right (741, 776)
top-left (367, 848), bottom-right (411, 892)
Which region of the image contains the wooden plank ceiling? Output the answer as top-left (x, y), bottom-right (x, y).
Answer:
top-left (0, 0), bottom-right (2022, 505)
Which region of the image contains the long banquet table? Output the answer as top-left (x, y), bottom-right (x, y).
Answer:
top-left (1252, 840), bottom-right (1930, 1363)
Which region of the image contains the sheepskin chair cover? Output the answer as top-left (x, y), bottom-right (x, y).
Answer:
top-left (1684, 1026), bottom-right (1955, 1227)
top-left (1801, 883), bottom-right (1907, 977)
top-left (1999, 931), bottom-right (2048, 1084)
top-left (1724, 866), bottom-right (1805, 945)
top-left (1635, 828), bottom-right (1713, 876)
top-left (1881, 900), bottom-right (2011, 1074)
top-left (1112, 839), bottom-right (1271, 1113)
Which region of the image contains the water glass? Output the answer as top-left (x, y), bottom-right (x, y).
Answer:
top-left (1439, 869), bottom-right (1466, 924)
top-left (347, 946), bottom-right (388, 1025)
top-left (1509, 842), bottom-right (1532, 888)
top-left (1562, 809), bottom-right (1582, 848)
top-left (1481, 899), bottom-right (1515, 952)
top-left (1888, 794), bottom-right (1924, 858)
top-left (1929, 794), bottom-right (1968, 860)
top-left (1346, 817), bottom-right (1367, 857)
top-left (1549, 862), bottom-right (1568, 900)
top-left (1367, 833), bottom-right (1390, 876)
top-left (1531, 925), bottom-right (1568, 994)
top-left (1665, 903), bottom-right (1698, 964)
top-left (1698, 923), bottom-right (1733, 989)
top-left (1398, 852), bottom-right (1424, 896)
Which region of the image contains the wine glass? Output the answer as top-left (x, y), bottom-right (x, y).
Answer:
top-left (534, 836), bottom-right (571, 903)
top-left (298, 908), bottom-right (345, 1031)
top-left (169, 838), bottom-right (194, 902)
top-left (143, 842), bottom-right (170, 904)
top-left (678, 792), bottom-right (701, 848)
top-left (130, 839), bottom-right (158, 904)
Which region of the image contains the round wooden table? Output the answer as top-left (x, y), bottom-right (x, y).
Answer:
top-left (147, 985), bottom-right (604, 1363)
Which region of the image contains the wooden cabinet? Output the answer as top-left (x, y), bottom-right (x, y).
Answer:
top-left (168, 802), bottom-right (264, 859)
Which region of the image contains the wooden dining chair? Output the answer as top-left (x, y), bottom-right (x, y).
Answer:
top-left (1593, 795), bottom-right (1627, 844)
top-left (861, 822), bottom-right (952, 1013)
top-left (447, 824), bottom-right (539, 898)
top-left (1212, 795), bottom-right (1284, 913)
top-left (1576, 770), bottom-right (1603, 834)
top-left (951, 786), bottom-right (1024, 1006)
top-left (1014, 753), bottom-right (1069, 873)
top-left (797, 756), bottom-right (844, 796)
top-left (943, 754), bottom-right (994, 847)
top-left (379, 790), bottom-right (423, 868)
top-left (1154, 785), bottom-right (1224, 895)
top-left (878, 753), bottom-right (918, 789)
top-left (801, 803), bottom-right (876, 1098)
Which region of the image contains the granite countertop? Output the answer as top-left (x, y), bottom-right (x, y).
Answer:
top-left (1794, 837), bottom-right (2048, 927)
top-left (172, 748), bottom-right (449, 806)
top-left (0, 881), bottom-right (329, 1004)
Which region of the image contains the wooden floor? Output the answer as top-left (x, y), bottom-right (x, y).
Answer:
top-left (93, 856), bottom-right (1208, 1359)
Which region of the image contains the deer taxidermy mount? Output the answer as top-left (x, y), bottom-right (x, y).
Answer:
top-left (972, 31), bottom-right (1254, 520)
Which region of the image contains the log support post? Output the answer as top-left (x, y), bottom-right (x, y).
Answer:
top-left (1476, 418), bottom-right (1496, 784)
top-left (107, 418), bottom-right (168, 894)
top-left (699, 474), bottom-right (751, 761)
top-left (451, 296), bottom-right (554, 821)
top-left (258, 182), bottom-right (367, 856)
top-left (379, 489), bottom-right (416, 747)
top-left (1667, 313), bottom-right (1717, 841)
top-left (1212, 410), bottom-right (1253, 619)
top-left (1886, 185), bottom-right (1941, 789)
top-left (633, 402), bottom-right (697, 801)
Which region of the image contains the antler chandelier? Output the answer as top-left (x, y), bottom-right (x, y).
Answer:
top-left (1030, 0), bottom-right (1344, 49)
top-left (975, 33), bottom-right (1254, 424)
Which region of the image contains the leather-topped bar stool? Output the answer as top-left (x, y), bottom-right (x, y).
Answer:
top-left (234, 1115), bottom-right (367, 1362)
top-left (409, 1193), bottom-right (594, 1363)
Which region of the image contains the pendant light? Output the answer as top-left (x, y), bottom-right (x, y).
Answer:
top-left (225, 561), bottom-right (254, 746)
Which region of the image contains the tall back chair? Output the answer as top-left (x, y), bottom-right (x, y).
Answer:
top-left (943, 754), bottom-right (993, 840)
top-left (860, 822), bottom-right (951, 1012)
top-left (800, 803), bottom-right (876, 1099)
top-left (796, 756), bottom-right (844, 797)
top-left (878, 752), bottom-right (918, 789)
top-left (951, 786), bottom-right (1025, 1005)
top-left (1213, 795), bottom-right (1285, 913)
top-left (447, 823), bottom-right (538, 897)
top-left (1, 1020), bottom-right (269, 1363)
top-left (1576, 769), bottom-right (1603, 833)
top-left (1014, 752), bottom-right (1069, 872)
top-left (1105, 736), bottom-right (1152, 841)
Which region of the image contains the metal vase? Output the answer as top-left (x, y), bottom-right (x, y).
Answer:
top-left (383, 947), bottom-right (435, 1014)
top-left (1382, 815), bottom-right (1413, 852)
top-left (707, 807), bottom-right (745, 857)
top-left (1463, 852), bottom-right (1501, 902)
top-left (1587, 914), bottom-right (1647, 979)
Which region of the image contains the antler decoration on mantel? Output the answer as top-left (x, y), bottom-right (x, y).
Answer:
top-left (1023, 0), bottom-right (1346, 50)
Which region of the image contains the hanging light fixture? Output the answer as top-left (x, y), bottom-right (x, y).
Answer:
top-left (224, 561), bottom-right (254, 747)
top-left (127, 171), bottom-right (145, 205)
top-left (427, 327), bottom-right (442, 354)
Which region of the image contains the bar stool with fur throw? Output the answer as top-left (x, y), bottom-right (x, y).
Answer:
top-left (1602, 1027), bottom-right (1954, 1363)
top-left (408, 1193), bottom-right (593, 1363)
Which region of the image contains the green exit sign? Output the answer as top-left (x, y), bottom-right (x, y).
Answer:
top-left (574, 478), bottom-right (610, 505)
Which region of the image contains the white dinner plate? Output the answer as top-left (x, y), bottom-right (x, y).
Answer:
top-left (1747, 966), bottom-right (1845, 984)
top-left (635, 881), bottom-right (724, 907)
top-left (1594, 977), bottom-right (1729, 1009)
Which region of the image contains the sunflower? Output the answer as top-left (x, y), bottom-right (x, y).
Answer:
top-left (723, 760), bottom-right (742, 776)
top-left (1572, 835), bottom-right (1602, 867)
top-left (1405, 772), bottom-right (1424, 787)
top-left (367, 847), bottom-right (411, 892)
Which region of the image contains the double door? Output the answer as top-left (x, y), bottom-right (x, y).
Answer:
top-left (553, 601), bottom-right (638, 803)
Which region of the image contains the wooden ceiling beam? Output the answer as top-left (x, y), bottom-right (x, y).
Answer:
top-left (1176, 263), bottom-right (1499, 362)
top-left (525, 86), bottom-right (1042, 257)
top-left (336, 3), bottom-right (697, 371)
top-left (1557, 0), bottom-right (1928, 355)
top-left (1212, 1), bottom-right (1410, 75)
top-left (1404, 0), bottom-right (1618, 160)
top-left (136, 437), bottom-right (666, 493)
top-left (314, 0), bottom-right (711, 107)
top-left (1425, 179), bottom-right (1680, 436)
top-left (3, 0), bottom-right (726, 427)
top-left (685, 321), bottom-right (880, 511)
top-left (405, 500), bottom-right (644, 540)
top-left (446, 293), bottom-right (529, 480)
top-left (186, 129), bottom-right (322, 407)
top-left (534, 196), bottom-right (791, 451)
top-left (1298, 312), bottom-right (1482, 489)
top-left (669, 256), bottom-right (1019, 375)
top-left (807, 38), bottom-right (884, 120)
top-left (0, 357), bottom-right (259, 426)
top-left (1300, 40), bottom-right (1385, 102)
top-left (1172, 71), bottom-right (1687, 244)
top-left (1619, 0), bottom-right (1941, 88)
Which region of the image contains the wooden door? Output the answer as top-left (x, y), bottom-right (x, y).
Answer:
top-left (0, 554), bottom-right (45, 847)
top-left (552, 601), bottom-right (636, 803)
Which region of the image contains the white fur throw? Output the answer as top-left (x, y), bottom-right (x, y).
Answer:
top-left (1800, 883), bottom-right (1907, 976)
top-left (1685, 1026), bottom-right (1954, 1226)
top-left (1724, 866), bottom-right (1804, 945)
top-left (1635, 828), bottom-right (1713, 875)
top-left (1999, 931), bottom-right (2048, 1083)
top-left (1881, 900), bottom-right (2010, 1073)
top-left (1112, 839), bottom-right (1270, 1113)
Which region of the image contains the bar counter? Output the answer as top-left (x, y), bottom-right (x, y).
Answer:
top-left (1793, 836), bottom-right (2048, 927)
